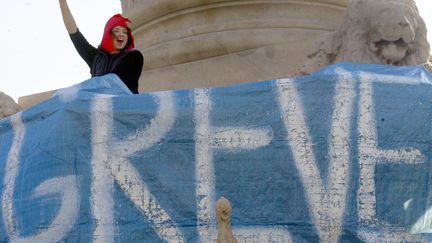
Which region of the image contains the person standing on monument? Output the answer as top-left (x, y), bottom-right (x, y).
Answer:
top-left (58, 0), bottom-right (143, 94)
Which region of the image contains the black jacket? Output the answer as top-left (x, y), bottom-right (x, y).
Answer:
top-left (70, 30), bottom-right (143, 94)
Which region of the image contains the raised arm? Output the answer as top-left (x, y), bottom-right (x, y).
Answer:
top-left (59, 0), bottom-right (78, 34)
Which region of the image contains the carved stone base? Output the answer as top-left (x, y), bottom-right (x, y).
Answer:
top-left (122, 0), bottom-right (347, 91)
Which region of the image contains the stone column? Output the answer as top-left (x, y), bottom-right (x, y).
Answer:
top-left (121, 0), bottom-right (348, 92)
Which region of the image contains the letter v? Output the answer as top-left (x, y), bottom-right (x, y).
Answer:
top-left (276, 67), bottom-right (356, 242)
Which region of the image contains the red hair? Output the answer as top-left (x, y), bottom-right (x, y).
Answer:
top-left (100, 14), bottom-right (135, 52)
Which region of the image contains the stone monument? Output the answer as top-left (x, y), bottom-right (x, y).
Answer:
top-left (121, 0), bottom-right (348, 92)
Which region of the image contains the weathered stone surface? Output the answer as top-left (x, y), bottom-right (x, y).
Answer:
top-left (297, 0), bottom-right (431, 75)
top-left (0, 92), bottom-right (20, 119)
top-left (122, 0), bottom-right (348, 92)
top-left (18, 89), bottom-right (56, 110)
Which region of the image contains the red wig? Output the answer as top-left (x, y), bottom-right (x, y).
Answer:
top-left (100, 14), bottom-right (135, 52)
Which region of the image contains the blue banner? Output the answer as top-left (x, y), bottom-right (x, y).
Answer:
top-left (0, 63), bottom-right (431, 242)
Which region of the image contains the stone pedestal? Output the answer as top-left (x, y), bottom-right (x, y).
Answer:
top-left (121, 0), bottom-right (348, 92)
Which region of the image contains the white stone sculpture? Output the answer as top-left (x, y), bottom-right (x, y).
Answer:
top-left (0, 92), bottom-right (20, 119)
top-left (298, 0), bottom-right (431, 75)
top-left (216, 197), bottom-right (238, 243)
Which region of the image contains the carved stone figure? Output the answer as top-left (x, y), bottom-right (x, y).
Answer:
top-left (0, 92), bottom-right (20, 119)
top-left (298, 0), bottom-right (431, 75)
top-left (216, 197), bottom-right (237, 243)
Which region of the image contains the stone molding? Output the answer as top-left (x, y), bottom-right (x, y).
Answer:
top-left (122, 0), bottom-right (348, 92)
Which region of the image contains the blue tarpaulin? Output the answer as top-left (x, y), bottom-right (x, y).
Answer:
top-left (0, 63), bottom-right (431, 242)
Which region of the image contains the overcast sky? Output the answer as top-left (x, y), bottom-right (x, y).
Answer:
top-left (1, 0), bottom-right (432, 102)
top-left (2, 0), bottom-right (120, 102)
